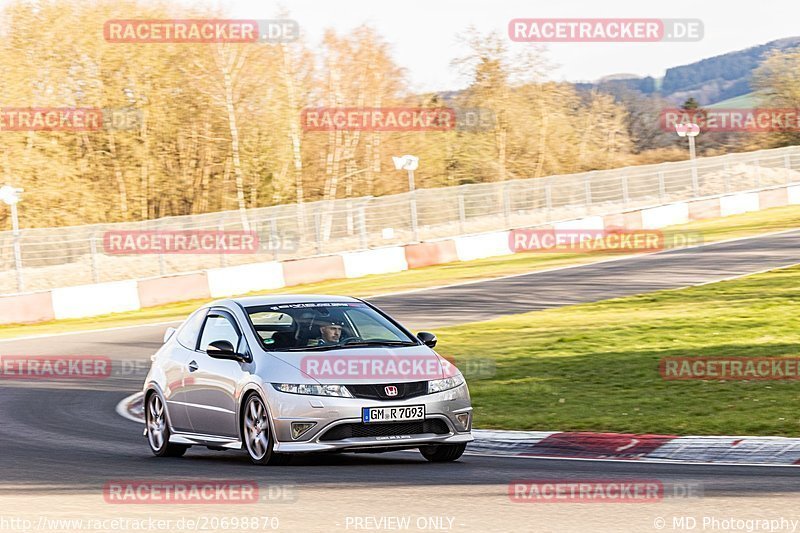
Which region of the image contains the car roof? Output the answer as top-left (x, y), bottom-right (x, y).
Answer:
top-left (211, 294), bottom-right (361, 309)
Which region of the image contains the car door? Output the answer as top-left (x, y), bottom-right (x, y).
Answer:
top-left (163, 308), bottom-right (208, 432)
top-left (184, 308), bottom-right (249, 438)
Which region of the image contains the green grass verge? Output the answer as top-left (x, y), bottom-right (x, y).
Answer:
top-left (439, 265), bottom-right (800, 436)
top-left (3, 204), bottom-right (800, 339)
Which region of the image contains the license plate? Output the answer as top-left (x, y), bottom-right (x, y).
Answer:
top-left (362, 405), bottom-right (425, 423)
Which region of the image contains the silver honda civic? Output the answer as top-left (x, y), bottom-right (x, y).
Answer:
top-left (142, 295), bottom-right (473, 465)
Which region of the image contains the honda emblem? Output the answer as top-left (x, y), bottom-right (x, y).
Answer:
top-left (385, 385), bottom-right (398, 397)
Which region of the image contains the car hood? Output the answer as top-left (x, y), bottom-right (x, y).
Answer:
top-left (267, 345), bottom-right (455, 385)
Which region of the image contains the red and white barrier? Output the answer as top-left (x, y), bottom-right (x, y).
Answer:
top-left (720, 192), bottom-right (759, 217)
top-left (641, 202), bottom-right (689, 229)
top-left (4, 184), bottom-right (799, 325)
top-left (282, 255), bottom-right (347, 287)
top-left (341, 247), bottom-right (408, 278)
top-left (454, 231), bottom-right (511, 261)
top-left (404, 240), bottom-right (459, 269)
top-left (138, 272), bottom-right (210, 308)
top-left (51, 280), bottom-right (140, 320)
top-left (553, 216), bottom-right (604, 231)
top-left (207, 261), bottom-right (285, 298)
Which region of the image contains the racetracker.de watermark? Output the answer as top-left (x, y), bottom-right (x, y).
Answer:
top-left (509, 480), bottom-right (702, 503)
top-left (509, 229), bottom-right (702, 253)
top-left (660, 357), bottom-right (800, 380)
top-left (300, 355), bottom-right (458, 381)
top-left (0, 357), bottom-right (166, 380)
top-left (661, 108), bottom-right (800, 133)
top-left (104, 19), bottom-right (298, 43)
top-left (508, 18), bottom-right (703, 42)
top-left (102, 230), bottom-right (296, 254)
top-left (301, 107), bottom-right (454, 132)
top-left (0, 108), bottom-right (141, 132)
top-left (103, 480), bottom-right (296, 504)
top-left (0, 356), bottom-right (111, 379)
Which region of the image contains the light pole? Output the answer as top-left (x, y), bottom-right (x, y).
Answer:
top-left (0, 185), bottom-right (24, 292)
top-left (676, 123), bottom-right (700, 196)
top-left (392, 155), bottom-right (420, 241)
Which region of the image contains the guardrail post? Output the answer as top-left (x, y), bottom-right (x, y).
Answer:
top-left (345, 199), bottom-right (354, 236)
top-left (502, 181), bottom-right (511, 225)
top-left (10, 202), bottom-right (23, 292)
top-left (90, 234), bottom-right (100, 284)
top-left (270, 217), bottom-right (279, 260)
top-left (755, 158), bottom-right (761, 188)
top-left (621, 175), bottom-right (630, 206)
top-left (457, 190), bottom-right (466, 234)
top-left (314, 211), bottom-right (322, 254)
top-left (217, 220), bottom-right (226, 268)
top-left (545, 178), bottom-right (553, 220)
top-left (584, 174), bottom-right (592, 213)
top-left (723, 161), bottom-right (731, 194)
top-left (358, 204), bottom-right (368, 250)
top-left (158, 249), bottom-right (165, 276)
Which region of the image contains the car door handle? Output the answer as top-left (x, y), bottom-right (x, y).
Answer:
top-left (188, 360), bottom-right (199, 372)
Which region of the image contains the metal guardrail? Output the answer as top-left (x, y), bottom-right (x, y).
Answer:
top-left (1, 145), bottom-right (799, 294)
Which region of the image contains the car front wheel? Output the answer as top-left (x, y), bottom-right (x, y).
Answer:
top-left (419, 443), bottom-right (467, 462)
top-left (242, 394), bottom-right (290, 465)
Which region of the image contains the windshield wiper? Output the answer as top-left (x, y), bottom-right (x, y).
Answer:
top-left (280, 340), bottom-right (418, 351)
top-left (341, 340), bottom-right (418, 347)
top-left (283, 344), bottom-right (341, 351)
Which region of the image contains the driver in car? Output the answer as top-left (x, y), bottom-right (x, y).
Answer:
top-left (309, 319), bottom-right (343, 346)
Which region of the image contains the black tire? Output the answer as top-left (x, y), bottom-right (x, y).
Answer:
top-left (145, 392), bottom-right (188, 458)
top-left (419, 443), bottom-right (467, 462)
top-left (241, 394), bottom-right (291, 466)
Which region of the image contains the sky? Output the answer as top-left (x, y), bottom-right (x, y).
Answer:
top-left (199, 0), bottom-right (797, 91)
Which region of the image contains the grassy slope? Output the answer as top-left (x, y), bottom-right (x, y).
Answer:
top-left (439, 265), bottom-right (800, 436)
top-left (705, 91), bottom-right (765, 109)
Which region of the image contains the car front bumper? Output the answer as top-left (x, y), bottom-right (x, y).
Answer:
top-left (267, 383), bottom-right (474, 453)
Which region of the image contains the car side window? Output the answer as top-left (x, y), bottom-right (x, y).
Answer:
top-left (176, 309), bottom-right (208, 350)
top-left (198, 314), bottom-right (241, 352)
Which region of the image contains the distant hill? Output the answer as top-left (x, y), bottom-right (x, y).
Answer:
top-left (577, 37), bottom-right (800, 106)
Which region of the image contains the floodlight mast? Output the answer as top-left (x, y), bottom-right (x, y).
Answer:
top-left (393, 155), bottom-right (420, 241)
top-left (675, 123), bottom-right (700, 195)
top-left (0, 185), bottom-right (24, 291)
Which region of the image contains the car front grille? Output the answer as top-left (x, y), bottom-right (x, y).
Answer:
top-left (319, 419), bottom-right (450, 441)
top-left (347, 381), bottom-right (428, 401)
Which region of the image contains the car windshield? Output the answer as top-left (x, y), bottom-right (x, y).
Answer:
top-left (245, 302), bottom-right (418, 351)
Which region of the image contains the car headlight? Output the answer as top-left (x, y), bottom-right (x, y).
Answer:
top-left (428, 373), bottom-right (465, 394)
top-left (272, 383), bottom-right (353, 398)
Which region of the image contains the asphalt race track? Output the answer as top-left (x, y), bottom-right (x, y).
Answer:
top-left (1, 230), bottom-right (800, 532)
top-left (372, 229), bottom-right (800, 328)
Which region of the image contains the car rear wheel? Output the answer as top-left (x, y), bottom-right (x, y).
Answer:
top-left (242, 394), bottom-right (291, 466)
top-left (419, 443), bottom-right (467, 462)
top-left (146, 393), bottom-right (188, 457)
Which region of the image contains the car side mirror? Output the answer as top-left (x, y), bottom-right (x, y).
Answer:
top-left (163, 327), bottom-right (176, 343)
top-left (207, 340), bottom-right (242, 360)
top-left (416, 331), bottom-right (437, 348)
